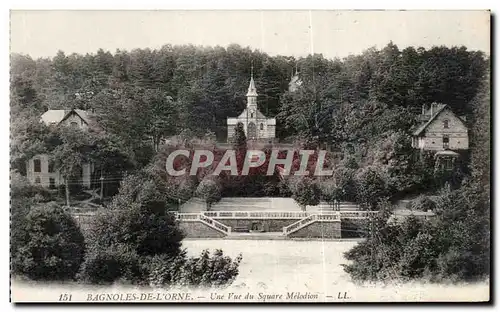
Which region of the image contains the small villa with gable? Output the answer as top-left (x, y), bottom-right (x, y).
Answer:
top-left (26, 109), bottom-right (95, 189)
top-left (412, 103), bottom-right (469, 170)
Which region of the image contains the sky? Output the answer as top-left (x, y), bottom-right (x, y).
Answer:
top-left (10, 10), bottom-right (491, 59)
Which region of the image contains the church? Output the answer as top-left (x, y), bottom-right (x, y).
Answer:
top-left (227, 69), bottom-right (276, 142)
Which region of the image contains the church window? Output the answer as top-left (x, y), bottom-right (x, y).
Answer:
top-left (260, 123), bottom-right (264, 130)
top-left (34, 159), bottom-right (41, 173)
top-left (251, 112), bottom-right (254, 118)
top-left (443, 119), bottom-right (449, 129)
top-left (70, 121), bottom-right (78, 128)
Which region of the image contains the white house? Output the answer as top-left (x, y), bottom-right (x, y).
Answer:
top-left (26, 109), bottom-right (94, 189)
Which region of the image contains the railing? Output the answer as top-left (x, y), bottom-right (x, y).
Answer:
top-left (340, 211), bottom-right (379, 219)
top-left (202, 211), bottom-right (314, 219)
top-left (184, 211), bottom-right (378, 219)
top-left (176, 213), bottom-right (231, 234)
top-left (282, 213), bottom-right (341, 236)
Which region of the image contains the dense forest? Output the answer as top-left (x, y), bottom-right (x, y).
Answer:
top-left (10, 42), bottom-right (489, 202)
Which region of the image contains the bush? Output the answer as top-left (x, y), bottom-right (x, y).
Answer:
top-left (354, 166), bottom-right (389, 209)
top-left (290, 177), bottom-right (321, 210)
top-left (87, 204), bottom-right (184, 258)
top-left (343, 184), bottom-right (490, 282)
top-left (195, 178), bottom-right (222, 209)
top-left (86, 171), bottom-right (185, 258)
top-left (407, 195), bottom-right (436, 212)
top-left (81, 170), bottom-right (243, 287)
top-left (78, 246), bottom-right (145, 285)
top-left (12, 203), bottom-right (86, 281)
top-left (148, 249), bottom-right (243, 288)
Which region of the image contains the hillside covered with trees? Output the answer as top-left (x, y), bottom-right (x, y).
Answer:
top-left (10, 42), bottom-right (490, 284)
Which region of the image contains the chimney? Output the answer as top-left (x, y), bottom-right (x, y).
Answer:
top-left (421, 104), bottom-right (426, 116)
top-left (430, 103), bottom-right (434, 117)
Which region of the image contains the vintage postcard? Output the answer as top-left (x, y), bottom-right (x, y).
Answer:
top-left (9, 9), bottom-right (491, 303)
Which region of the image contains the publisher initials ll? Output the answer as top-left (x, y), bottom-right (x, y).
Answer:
top-left (338, 292), bottom-right (349, 299)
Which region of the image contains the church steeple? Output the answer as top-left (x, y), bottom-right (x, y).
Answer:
top-left (246, 64), bottom-right (258, 106)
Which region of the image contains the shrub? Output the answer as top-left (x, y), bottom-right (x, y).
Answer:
top-left (148, 249), bottom-right (243, 288)
top-left (290, 177), bottom-right (321, 210)
top-left (87, 204), bottom-right (184, 258)
top-left (82, 170), bottom-right (243, 287)
top-left (354, 166), bottom-right (389, 210)
top-left (195, 178), bottom-right (222, 209)
top-left (78, 246), bottom-right (145, 285)
top-left (86, 171), bottom-right (185, 258)
top-left (407, 195), bottom-right (436, 212)
top-left (343, 184), bottom-right (490, 282)
top-left (12, 203), bottom-right (86, 281)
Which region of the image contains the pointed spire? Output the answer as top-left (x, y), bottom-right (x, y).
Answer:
top-left (247, 62), bottom-right (258, 97)
top-left (295, 61), bottom-right (298, 75)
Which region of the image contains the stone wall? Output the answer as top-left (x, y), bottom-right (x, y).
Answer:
top-left (288, 221), bottom-right (341, 239)
top-left (341, 218), bottom-right (367, 238)
top-left (179, 221), bottom-right (226, 238)
top-left (215, 218), bottom-right (301, 232)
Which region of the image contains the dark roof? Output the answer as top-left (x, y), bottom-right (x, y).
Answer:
top-left (59, 109), bottom-right (90, 125)
top-left (412, 103), bottom-right (448, 136)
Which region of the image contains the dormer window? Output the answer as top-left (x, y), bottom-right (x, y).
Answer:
top-left (443, 119), bottom-right (449, 129)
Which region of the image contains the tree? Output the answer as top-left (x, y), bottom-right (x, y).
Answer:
top-left (231, 122), bottom-right (247, 174)
top-left (195, 178), bottom-right (222, 210)
top-left (142, 89), bottom-right (179, 152)
top-left (469, 66), bottom-right (490, 196)
top-left (354, 166), bottom-right (389, 210)
top-left (51, 126), bottom-right (94, 206)
top-left (87, 171), bottom-right (184, 257)
top-left (289, 177), bottom-right (321, 211)
top-left (12, 203), bottom-right (86, 281)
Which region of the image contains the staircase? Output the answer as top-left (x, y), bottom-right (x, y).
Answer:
top-left (306, 201), bottom-right (360, 212)
top-left (177, 213), bottom-right (231, 235)
top-left (282, 212), bottom-right (341, 236)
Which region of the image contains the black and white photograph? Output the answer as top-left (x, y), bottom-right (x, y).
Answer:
top-left (8, 9), bottom-right (491, 303)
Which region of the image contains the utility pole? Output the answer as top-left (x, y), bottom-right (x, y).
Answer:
top-left (65, 177), bottom-right (70, 208)
top-left (100, 174), bottom-right (104, 199)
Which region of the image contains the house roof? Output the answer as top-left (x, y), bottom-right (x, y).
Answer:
top-left (412, 103), bottom-right (448, 136)
top-left (238, 108), bottom-right (267, 119)
top-left (60, 109), bottom-right (90, 125)
top-left (40, 109), bottom-right (90, 126)
top-left (435, 150), bottom-right (460, 157)
top-left (40, 110), bottom-right (67, 125)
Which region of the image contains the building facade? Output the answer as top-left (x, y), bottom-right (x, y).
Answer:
top-left (412, 103), bottom-right (468, 151)
top-left (227, 71), bottom-right (276, 141)
top-left (26, 109), bottom-right (94, 189)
